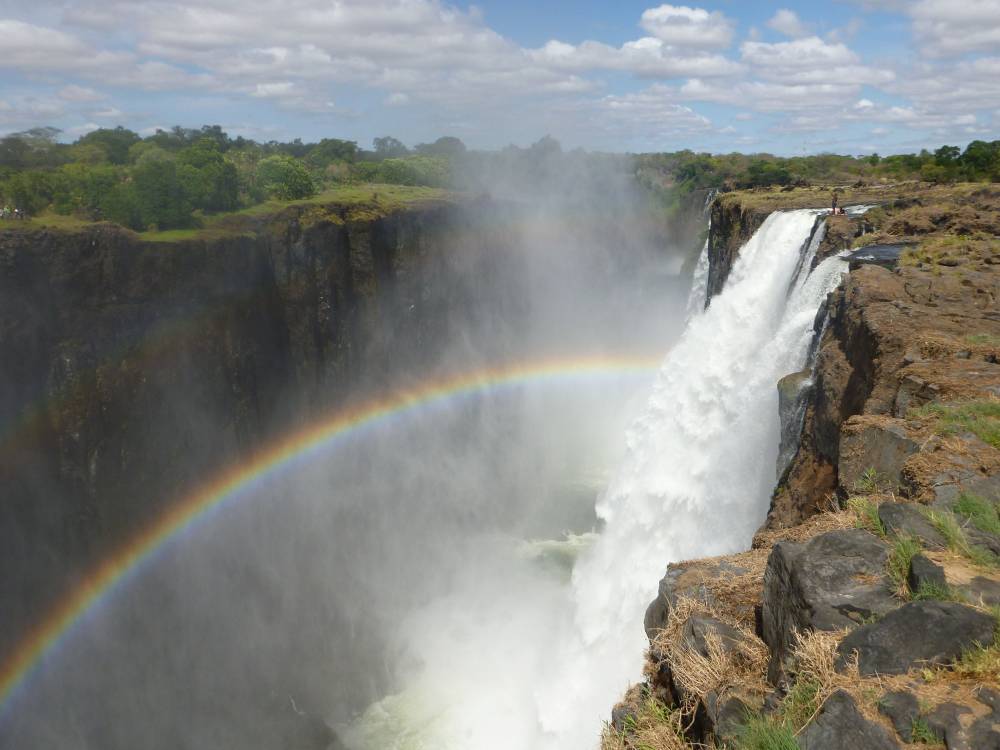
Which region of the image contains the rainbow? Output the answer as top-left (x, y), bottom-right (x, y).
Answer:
top-left (0, 353), bottom-right (661, 717)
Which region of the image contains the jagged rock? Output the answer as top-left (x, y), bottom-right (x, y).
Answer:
top-left (933, 471), bottom-right (1000, 509)
top-left (878, 503), bottom-right (947, 548)
top-left (965, 526), bottom-right (1000, 557)
top-left (878, 690), bottom-right (920, 743)
top-left (762, 529), bottom-right (895, 681)
top-left (836, 601), bottom-right (996, 676)
top-left (839, 416), bottom-right (921, 493)
top-left (925, 703), bottom-right (973, 750)
top-left (611, 703), bottom-right (638, 733)
top-left (908, 554), bottom-right (947, 593)
top-left (969, 719), bottom-right (1000, 750)
top-left (798, 690), bottom-right (901, 749)
top-left (682, 615), bottom-right (746, 658)
top-left (644, 558), bottom-right (750, 639)
top-left (703, 691), bottom-right (754, 746)
top-left (970, 576), bottom-right (1000, 605)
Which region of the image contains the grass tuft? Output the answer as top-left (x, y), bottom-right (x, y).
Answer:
top-left (735, 715), bottom-right (798, 750)
top-left (912, 580), bottom-right (965, 603)
top-left (887, 536), bottom-right (922, 598)
top-left (924, 509), bottom-right (1000, 569)
top-left (910, 716), bottom-right (940, 744)
top-left (848, 496), bottom-right (886, 538)
top-left (965, 333), bottom-right (1000, 347)
top-left (910, 398), bottom-right (1000, 449)
top-left (953, 492), bottom-right (1000, 536)
top-left (781, 678), bottom-right (821, 732)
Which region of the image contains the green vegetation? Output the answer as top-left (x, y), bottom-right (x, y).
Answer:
top-left (966, 333), bottom-right (1000, 347)
top-left (781, 678), bottom-right (822, 731)
top-left (888, 536), bottom-right (922, 597)
top-left (735, 715), bottom-right (798, 750)
top-left (912, 579), bottom-right (963, 603)
top-left (924, 509), bottom-right (1000, 569)
top-left (910, 399), bottom-right (1000, 449)
top-left (856, 467), bottom-right (882, 495)
top-left (634, 141), bottom-right (1000, 221)
top-left (909, 717), bottom-right (940, 744)
top-left (4, 121), bottom-right (999, 237)
top-left (0, 125), bottom-right (460, 232)
top-left (953, 493), bottom-right (1000, 536)
top-left (848, 496), bottom-right (886, 537)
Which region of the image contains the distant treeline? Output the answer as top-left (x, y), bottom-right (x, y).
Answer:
top-left (0, 126), bottom-right (462, 231)
top-left (1, 124), bottom-right (998, 232)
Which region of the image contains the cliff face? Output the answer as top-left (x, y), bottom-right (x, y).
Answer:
top-left (705, 197), bottom-right (770, 300)
top-left (0, 198), bottom-right (531, 662)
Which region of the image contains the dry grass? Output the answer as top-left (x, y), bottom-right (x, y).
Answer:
top-left (753, 509), bottom-right (855, 548)
top-left (650, 596), bottom-right (769, 711)
top-left (601, 685), bottom-right (695, 750)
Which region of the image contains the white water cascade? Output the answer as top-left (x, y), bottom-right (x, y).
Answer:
top-left (534, 209), bottom-right (845, 747)
top-left (346, 209), bottom-right (846, 750)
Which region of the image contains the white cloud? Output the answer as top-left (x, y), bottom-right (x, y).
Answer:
top-left (741, 36), bottom-right (894, 85)
top-left (910, 0), bottom-right (1000, 57)
top-left (531, 37), bottom-right (742, 79)
top-left (638, 5), bottom-right (735, 49)
top-left (57, 85), bottom-right (106, 102)
top-left (766, 9), bottom-right (812, 38)
top-left (0, 19), bottom-right (130, 72)
top-left (384, 92), bottom-right (410, 106)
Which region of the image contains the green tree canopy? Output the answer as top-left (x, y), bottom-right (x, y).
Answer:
top-left (76, 127), bottom-right (141, 165)
top-left (256, 155), bottom-right (316, 200)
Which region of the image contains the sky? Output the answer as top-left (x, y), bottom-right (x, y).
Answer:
top-left (0, 0), bottom-right (997, 155)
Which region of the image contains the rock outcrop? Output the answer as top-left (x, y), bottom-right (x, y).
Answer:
top-left (607, 185), bottom-right (1000, 750)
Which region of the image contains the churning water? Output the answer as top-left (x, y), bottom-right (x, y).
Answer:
top-left (346, 210), bottom-right (847, 749)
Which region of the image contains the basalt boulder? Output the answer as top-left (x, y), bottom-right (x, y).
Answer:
top-left (762, 529), bottom-right (895, 682)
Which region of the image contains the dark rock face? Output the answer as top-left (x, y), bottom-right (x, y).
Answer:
top-left (705, 199), bottom-right (770, 302)
top-left (878, 503), bottom-right (947, 548)
top-left (644, 557), bottom-right (752, 639)
top-left (763, 238), bottom-right (1000, 528)
top-left (702, 690), bottom-right (751, 746)
top-left (682, 615), bottom-right (746, 658)
top-left (836, 601), bottom-right (996, 676)
top-left (762, 529), bottom-right (894, 681)
top-left (838, 416), bottom-right (920, 493)
top-left (925, 703), bottom-right (973, 750)
top-left (908, 553), bottom-right (947, 593)
top-left (798, 690), bottom-right (901, 750)
top-left (878, 690), bottom-right (920, 743)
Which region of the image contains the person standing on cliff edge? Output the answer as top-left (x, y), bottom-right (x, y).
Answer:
top-left (831, 191), bottom-right (839, 214)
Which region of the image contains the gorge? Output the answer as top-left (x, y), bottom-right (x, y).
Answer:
top-left (1, 177), bottom-right (998, 750)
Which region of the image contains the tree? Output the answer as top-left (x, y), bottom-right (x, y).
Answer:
top-left (960, 140), bottom-right (1000, 180)
top-left (177, 138), bottom-right (239, 211)
top-left (76, 127), bottom-right (140, 165)
top-left (256, 155), bottom-right (316, 200)
top-left (415, 136), bottom-right (466, 157)
top-left (373, 136), bottom-right (409, 158)
top-left (132, 155), bottom-right (194, 229)
top-left (305, 138), bottom-right (358, 169)
top-left (934, 145), bottom-right (960, 165)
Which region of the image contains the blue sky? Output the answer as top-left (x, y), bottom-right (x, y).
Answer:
top-left (0, 1), bottom-right (997, 154)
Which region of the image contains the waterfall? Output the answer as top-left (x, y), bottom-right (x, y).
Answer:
top-left (534, 210), bottom-right (847, 747)
top-left (346, 210), bottom-right (849, 750)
